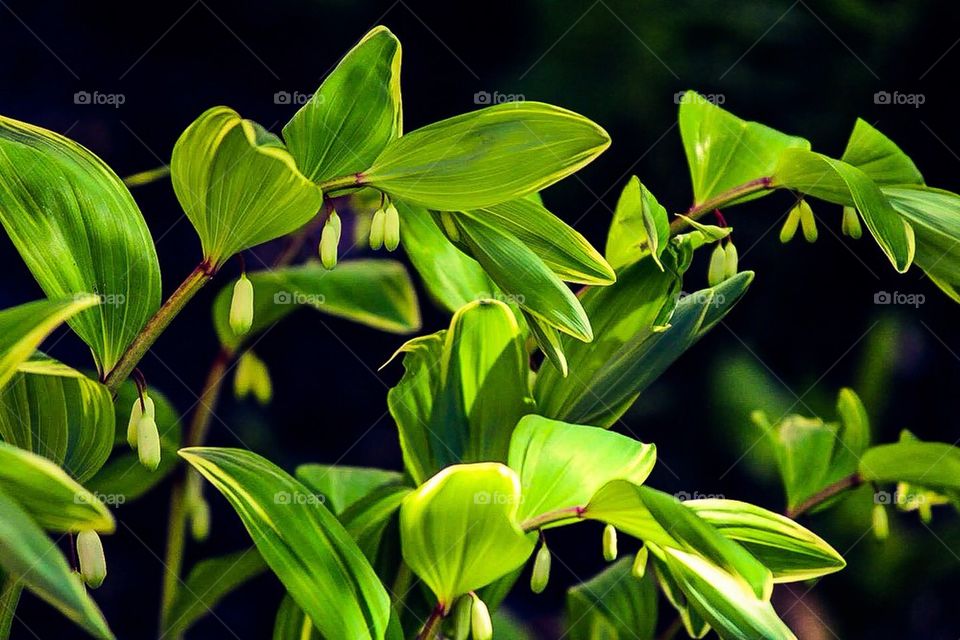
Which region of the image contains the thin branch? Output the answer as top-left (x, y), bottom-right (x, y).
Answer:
top-left (787, 472), bottom-right (862, 519)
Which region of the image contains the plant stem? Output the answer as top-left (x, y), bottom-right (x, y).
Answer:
top-left (520, 506), bottom-right (585, 532)
top-left (103, 263), bottom-right (216, 394)
top-left (123, 166), bottom-right (171, 188)
top-left (317, 172), bottom-right (366, 194)
top-left (669, 176), bottom-right (774, 235)
top-left (416, 603), bottom-right (445, 640)
top-left (787, 472), bottom-right (862, 519)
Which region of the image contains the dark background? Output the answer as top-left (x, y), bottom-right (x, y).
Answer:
top-left (2, 0), bottom-right (958, 638)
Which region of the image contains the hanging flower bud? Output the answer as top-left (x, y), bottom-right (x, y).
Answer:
top-left (470, 594), bottom-right (493, 640)
top-left (841, 206), bottom-right (863, 239)
top-left (530, 540), bottom-right (551, 594)
top-left (724, 242), bottom-right (739, 279)
top-left (369, 207), bottom-right (386, 250)
top-left (234, 351), bottom-right (272, 405)
top-left (872, 503), bottom-right (889, 541)
top-left (707, 243), bottom-right (726, 287)
top-left (190, 497), bottom-right (211, 542)
top-left (319, 209), bottom-right (342, 270)
top-left (229, 273), bottom-right (254, 336)
top-left (632, 544), bottom-right (649, 578)
top-left (602, 524), bottom-right (618, 561)
top-left (77, 530), bottom-right (107, 589)
top-left (439, 211), bottom-right (460, 242)
top-left (780, 206), bottom-right (801, 244)
top-left (137, 411), bottom-right (161, 471)
top-left (797, 199), bottom-right (818, 243)
top-left (450, 595), bottom-right (472, 640)
top-left (383, 203), bottom-right (400, 251)
top-left (126, 395), bottom-right (155, 450)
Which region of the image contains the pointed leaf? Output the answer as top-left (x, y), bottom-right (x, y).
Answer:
top-left (273, 593), bottom-right (320, 640)
top-left (0, 117), bottom-right (162, 374)
top-left (296, 465), bottom-right (404, 515)
top-left (859, 441), bottom-right (960, 491)
top-left (606, 176), bottom-right (671, 270)
top-left (841, 119), bottom-right (923, 185)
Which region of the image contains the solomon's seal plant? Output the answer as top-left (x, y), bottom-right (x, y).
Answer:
top-left (1, 23), bottom-right (959, 640)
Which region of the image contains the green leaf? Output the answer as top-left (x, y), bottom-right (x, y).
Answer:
top-left (521, 310), bottom-right (568, 377)
top-left (507, 415), bottom-right (656, 524)
top-left (339, 484), bottom-right (412, 561)
top-left (365, 102), bottom-right (609, 210)
top-left (0, 296), bottom-right (99, 390)
top-left (840, 119), bottom-right (923, 185)
top-left (0, 570), bottom-right (20, 640)
top-left (461, 199), bottom-right (615, 285)
top-left (0, 442), bottom-right (114, 533)
top-left (86, 381), bottom-right (181, 501)
top-left (212, 260), bottom-right (421, 350)
top-left (273, 593), bottom-right (320, 640)
top-left (0, 356), bottom-right (115, 483)
top-left (453, 214), bottom-right (593, 340)
top-left (883, 186), bottom-right (960, 302)
top-left (283, 26), bottom-right (402, 183)
top-left (566, 556), bottom-right (658, 640)
top-left (859, 441), bottom-right (960, 491)
top-left (678, 92), bottom-right (809, 206)
top-left (399, 463), bottom-right (535, 606)
top-left (163, 548), bottom-right (268, 638)
top-left (685, 499), bottom-right (845, 582)
top-left (0, 489), bottom-right (113, 639)
top-left (179, 447), bottom-right (391, 640)
top-left (0, 117), bottom-right (162, 375)
top-left (295, 465), bottom-right (404, 515)
top-left (606, 176), bottom-right (671, 271)
top-left (651, 553), bottom-right (710, 639)
top-left (772, 149), bottom-right (915, 272)
top-left (171, 107), bottom-right (325, 266)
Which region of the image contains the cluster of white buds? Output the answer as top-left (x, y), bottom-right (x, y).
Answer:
top-left (369, 199), bottom-right (400, 251)
top-left (841, 206), bottom-right (863, 239)
top-left (127, 390), bottom-right (160, 471)
top-left (781, 198), bottom-right (818, 243)
top-left (707, 239), bottom-right (739, 287)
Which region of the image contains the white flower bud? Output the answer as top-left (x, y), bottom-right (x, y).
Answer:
top-left (369, 208), bottom-right (386, 250)
top-left (384, 203), bottom-right (400, 251)
top-left (190, 497), bottom-right (211, 542)
top-left (780, 205), bottom-right (801, 244)
top-left (707, 243), bottom-right (727, 287)
top-left (872, 503), bottom-right (889, 541)
top-left (724, 242), bottom-right (739, 279)
top-left (137, 413), bottom-right (161, 471)
top-left (229, 273), bottom-right (254, 336)
top-left (841, 206), bottom-right (863, 239)
top-left (602, 524), bottom-right (618, 561)
top-left (530, 540), bottom-right (551, 594)
top-left (470, 594), bottom-right (492, 640)
top-left (798, 199), bottom-right (818, 243)
top-left (320, 210), bottom-right (342, 270)
top-left (77, 530), bottom-right (106, 589)
top-left (126, 395), bottom-right (154, 450)
top-left (632, 544), bottom-right (648, 578)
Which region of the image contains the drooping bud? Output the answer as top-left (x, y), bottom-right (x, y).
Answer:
top-left (137, 411), bottom-right (161, 471)
top-left (229, 273), bottom-right (254, 336)
top-left (126, 395), bottom-right (155, 450)
top-left (383, 203), bottom-right (400, 251)
top-left (470, 594), bottom-right (493, 640)
top-left (320, 210), bottom-right (342, 270)
top-left (190, 497), bottom-right (211, 542)
top-left (632, 544), bottom-right (649, 578)
top-left (707, 243), bottom-right (726, 287)
top-left (450, 595), bottom-right (472, 640)
top-left (724, 242), bottom-right (739, 279)
top-left (369, 207), bottom-right (386, 250)
top-left (779, 206), bottom-right (801, 244)
top-left (602, 524), bottom-right (618, 561)
top-left (797, 199), bottom-right (818, 243)
top-left (872, 503), bottom-right (889, 541)
top-left (234, 351), bottom-right (272, 405)
top-left (841, 206), bottom-right (863, 239)
top-left (530, 540), bottom-right (552, 594)
top-left (77, 530), bottom-right (107, 589)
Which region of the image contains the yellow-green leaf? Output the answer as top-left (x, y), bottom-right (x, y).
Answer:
top-left (606, 176), bottom-right (671, 271)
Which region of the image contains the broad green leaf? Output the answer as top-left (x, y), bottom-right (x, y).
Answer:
top-left (171, 107), bottom-right (325, 266)
top-left (566, 556), bottom-right (658, 640)
top-left (339, 484), bottom-right (412, 560)
top-left (606, 176), bottom-right (671, 271)
top-left (453, 214), bottom-right (593, 340)
top-left (212, 260), bottom-right (421, 350)
top-left (365, 102), bottom-right (609, 210)
top-left (772, 149), bottom-right (915, 272)
top-left (585, 483), bottom-right (772, 599)
top-left (0, 117), bottom-right (162, 375)
top-left (0, 442), bottom-right (114, 533)
top-left (0, 356), bottom-right (114, 483)
top-left (163, 548), bottom-right (268, 638)
top-left (685, 499), bottom-right (845, 582)
top-left (273, 593), bottom-right (320, 640)
top-left (86, 381), bottom-right (181, 501)
top-left (652, 552), bottom-right (711, 638)
top-left (656, 546), bottom-right (795, 640)
top-left (399, 463), bottom-right (536, 606)
top-left (0, 489), bottom-right (113, 639)
top-left (0, 296), bottom-right (99, 390)
top-left (296, 465), bottom-right (404, 514)
top-left (883, 186), bottom-right (960, 302)
top-left (0, 570), bottom-right (20, 640)
top-left (283, 26), bottom-right (402, 183)
top-left (396, 201), bottom-right (494, 313)
top-left (859, 441), bottom-right (960, 491)
top-left (179, 447), bottom-right (391, 640)
top-left (841, 119), bottom-right (923, 185)
top-left (507, 415), bottom-right (656, 524)
top-left (461, 199), bottom-right (615, 285)
top-left (678, 92), bottom-right (808, 206)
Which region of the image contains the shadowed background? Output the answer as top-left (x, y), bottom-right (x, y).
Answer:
top-left (1, 0), bottom-right (958, 637)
